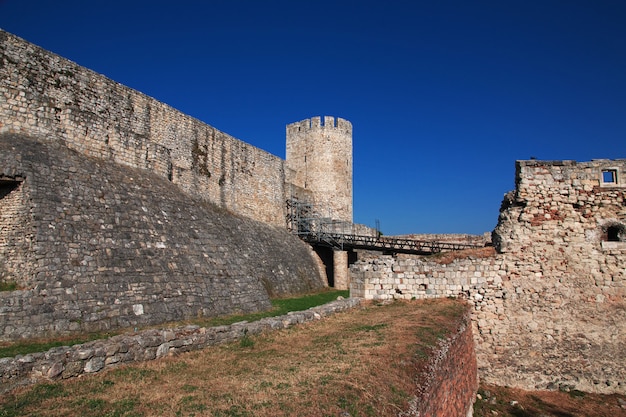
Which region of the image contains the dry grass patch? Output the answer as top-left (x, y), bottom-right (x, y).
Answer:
top-left (0, 298), bottom-right (466, 417)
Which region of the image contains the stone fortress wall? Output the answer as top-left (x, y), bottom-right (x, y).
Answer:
top-left (352, 159), bottom-right (626, 394)
top-left (0, 30), bottom-right (288, 227)
top-left (0, 133), bottom-right (327, 340)
top-left (0, 30), bottom-right (346, 340)
top-left (0, 29), bottom-right (355, 232)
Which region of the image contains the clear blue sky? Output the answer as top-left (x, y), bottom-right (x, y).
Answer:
top-left (2, 0), bottom-right (625, 235)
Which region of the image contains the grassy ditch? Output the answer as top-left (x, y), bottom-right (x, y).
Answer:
top-left (0, 298), bottom-right (467, 417)
top-left (0, 289), bottom-right (349, 359)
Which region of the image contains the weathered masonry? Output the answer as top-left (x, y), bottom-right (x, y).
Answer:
top-left (352, 159), bottom-right (626, 394)
top-left (2, 27), bottom-right (624, 403)
top-left (0, 30), bottom-right (353, 231)
top-left (0, 29), bottom-right (361, 339)
top-left (0, 133), bottom-right (330, 339)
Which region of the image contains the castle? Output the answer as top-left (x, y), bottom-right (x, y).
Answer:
top-left (0, 29), bottom-right (358, 339)
top-left (1, 29), bottom-right (625, 396)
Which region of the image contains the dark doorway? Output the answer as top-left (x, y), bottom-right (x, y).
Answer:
top-left (0, 179), bottom-right (21, 199)
top-left (312, 245), bottom-right (335, 287)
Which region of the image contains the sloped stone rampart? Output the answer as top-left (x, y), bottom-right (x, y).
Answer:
top-left (0, 134), bottom-right (326, 340)
top-left (0, 298), bottom-right (360, 394)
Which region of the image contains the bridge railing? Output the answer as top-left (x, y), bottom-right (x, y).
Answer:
top-left (299, 231), bottom-right (483, 255)
top-left (286, 198), bottom-right (483, 255)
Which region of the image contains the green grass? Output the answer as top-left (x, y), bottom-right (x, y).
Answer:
top-left (0, 289), bottom-right (350, 359)
top-left (0, 383), bottom-right (66, 417)
top-left (239, 329), bottom-right (255, 348)
top-left (196, 289), bottom-right (349, 327)
top-left (0, 281), bottom-right (18, 292)
top-left (0, 332), bottom-right (118, 359)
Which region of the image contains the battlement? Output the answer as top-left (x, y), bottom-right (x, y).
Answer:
top-left (286, 116), bottom-right (352, 136)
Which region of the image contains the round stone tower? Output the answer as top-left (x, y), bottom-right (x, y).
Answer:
top-left (286, 116), bottom-right (353, 223)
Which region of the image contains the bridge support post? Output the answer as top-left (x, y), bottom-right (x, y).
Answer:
top-left (333, 250), bottom-right (349, 290)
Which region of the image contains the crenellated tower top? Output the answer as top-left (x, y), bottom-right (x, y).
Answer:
top-left (286, 116), bottom-right (352, 136)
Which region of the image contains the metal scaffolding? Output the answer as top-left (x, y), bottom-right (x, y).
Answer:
top-left (286, 197), bottom-right (484, 255)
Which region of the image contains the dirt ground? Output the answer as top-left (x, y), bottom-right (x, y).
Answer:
top-left (474, 383), bottom-right (626, 417)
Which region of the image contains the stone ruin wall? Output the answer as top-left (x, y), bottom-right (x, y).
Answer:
top-left (352, 159), bottom-right (626, 394)
top-left (0, 30), bottom-right (286, 227)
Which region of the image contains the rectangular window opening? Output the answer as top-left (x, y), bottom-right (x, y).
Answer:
top-left (602, 169), bottom-right (617, 184)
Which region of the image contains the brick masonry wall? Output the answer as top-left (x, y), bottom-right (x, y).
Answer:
top-left (405, 306), bottom-right (477, 417)
top-left (352, 159), bottom-right (626, 394)
top-left (0, 134), bottom-right (327, 340)
top-left (0, 30), bottom-right (286, 227)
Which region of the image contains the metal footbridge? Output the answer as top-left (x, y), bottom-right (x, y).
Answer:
top-left (298, 231), bottom-right (481, 255)
top-left (286, 198), bottom-right (483, 255)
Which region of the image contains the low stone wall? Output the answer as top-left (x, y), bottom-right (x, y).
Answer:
top-left (404, 307), bottom-right (477, 417)
top-left (0, 298), bottom-right (361, 394)
top-left (350, 252), bottom-right (503, 301)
